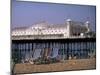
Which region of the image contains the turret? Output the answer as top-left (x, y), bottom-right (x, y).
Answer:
top-left (65, 19), bottom-right (72, 37)
top-left (85, 21), bottom-right (90, 32)
top-left (66, 19), bottom-right (72, 25)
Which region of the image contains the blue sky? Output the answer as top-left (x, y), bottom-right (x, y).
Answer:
top-left (11, 0), bottom-right (96, 31)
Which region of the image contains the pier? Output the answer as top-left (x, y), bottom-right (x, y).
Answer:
top-left (12, 37), bottom-right (96, 63)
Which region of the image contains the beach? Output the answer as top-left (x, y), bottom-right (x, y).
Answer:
top-left (13, 58), bottom-right (96, 74)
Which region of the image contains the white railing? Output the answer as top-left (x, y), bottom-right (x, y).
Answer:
top-left (12, 35), bottom-right (88, 40)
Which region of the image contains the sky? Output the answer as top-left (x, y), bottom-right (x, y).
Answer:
top-left (11, 0), bottom-right (96, 31)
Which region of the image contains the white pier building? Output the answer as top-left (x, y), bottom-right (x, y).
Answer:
top-left (12, 19), bottom-right (92, 40)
